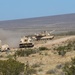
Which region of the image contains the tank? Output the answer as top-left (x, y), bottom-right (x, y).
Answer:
top-left (0, 40), bottom-right (10, 52)
top-left (19, 36), bottom-right (34, 48)
top-left (33, 31), bottom-right (54, 40)
top-left (1, 44), bottom-right (10, 52)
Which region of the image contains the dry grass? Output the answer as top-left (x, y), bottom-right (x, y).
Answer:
top-left (1, 35), bottom-right (75, 75)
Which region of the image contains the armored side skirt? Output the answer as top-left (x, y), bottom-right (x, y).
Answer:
top-left (19, 43), bottom-right (34, 48)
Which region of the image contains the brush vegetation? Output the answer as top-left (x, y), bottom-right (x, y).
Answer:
top-left (0, 58), bottom-right (24, 75)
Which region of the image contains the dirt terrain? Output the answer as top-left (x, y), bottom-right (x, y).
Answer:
top-left (0, 35), bottom-right (75, 75)
top-left (16, 35), bottom-right (75, 75)
top-left (34, 35), bottom-right (75, 48)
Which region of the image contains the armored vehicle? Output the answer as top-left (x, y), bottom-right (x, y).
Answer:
top-left (19, 36), bottom-right (34, 48)
top-left (33, 31), bottom-right (54, 41)
top-left (0, 40), bottom-right (10, 52)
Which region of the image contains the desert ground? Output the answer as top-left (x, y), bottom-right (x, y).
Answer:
top-left (16, 35), bottom-right (75, 75)
top-left (0, 35), bottom-right (75, 75)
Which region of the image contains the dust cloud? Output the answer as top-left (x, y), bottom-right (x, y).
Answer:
top-left (0, 28), bottom-right (24, 48)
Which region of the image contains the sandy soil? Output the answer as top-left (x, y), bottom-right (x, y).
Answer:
top-left (0, 35), bottom-right (75, 75)
top-left (17, 35), bottom-right (75, 75)
top-left (34, 35), bottom-right (75, 48)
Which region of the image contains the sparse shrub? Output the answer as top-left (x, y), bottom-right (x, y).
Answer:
top-left (38, 68), bottom-right (43, 72)
top-left (15, 47), bottom-right (49, 57)
top-left (39, 47), bottom-right (48, 51)
top-left (55, 40), bottom-right (75, 54)
top-left (73, 46), bottom-right (75, 50)
top-left (24, 49), bottom-right (36, 56)
top-left (6, 54), bottom-right (13, 58)
top-left (53, 51), bottom-right (57, 54)
top-left (56, 64), bottom-right (64, 69)
top-left (0, 55), bottom-right (3, 57)
top-left (16, 50), bottom-right (25, 56)
top-left (55, 46), bottom-right (66, 56)
top-left (32, 63), bottom-right (40, 68)
top-left (45, 52), bottom-right (48, 56)
top-left (46, 69), bottom-right (57, 74)
top-left (24, 61), bottom-right (37, 75)
top-left (28, 68), bottom-right (37, 74)
top-left (0, 58), bottom-right (24, 75)
top-left (58, 49), bottom-right (66, 56)
top-left (63, 57), bottom-right (75, 75)
top-left (39, 62), bottom-right (44, 65)
top-left (39, 52), bottom-right (41, 54)
top-left (15, 49), bottom-right (37, 57)
top-left (56, 46), bottom-right (66, 51)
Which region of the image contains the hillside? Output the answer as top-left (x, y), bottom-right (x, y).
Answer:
top-left (0, 13), bottom-right (75, 31)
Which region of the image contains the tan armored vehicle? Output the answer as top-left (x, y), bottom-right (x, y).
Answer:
top-left (19, 36), bottom-right (34, 48)
top-left (0, 40), bottom-right (10, 52)
top-left (33, 31), bottom-right (54, 41)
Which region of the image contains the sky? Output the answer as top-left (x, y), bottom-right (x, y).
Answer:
top-left (0, 0), bottom-right (75, 21)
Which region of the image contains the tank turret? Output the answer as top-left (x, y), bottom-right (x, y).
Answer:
top-left (19, 36), bottom-right (34, 48)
